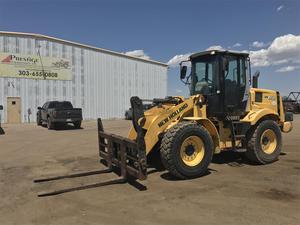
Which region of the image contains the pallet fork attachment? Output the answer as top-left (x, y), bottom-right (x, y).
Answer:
top-left (33, 117), bottom-right (147, 197)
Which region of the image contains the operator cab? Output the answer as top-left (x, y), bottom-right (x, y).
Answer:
top-left (180, 50), bottom-right (250, 119)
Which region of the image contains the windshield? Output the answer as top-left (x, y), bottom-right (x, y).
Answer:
top-left (191, 56), bottom-right (219, 95)
top-left (48, 101), bottom-right (73, 109)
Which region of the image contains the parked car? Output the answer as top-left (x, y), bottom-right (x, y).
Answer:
top-left (37, 101), bottom-right (82, 129)
top-left (125, 103), bottom-right (154, 120)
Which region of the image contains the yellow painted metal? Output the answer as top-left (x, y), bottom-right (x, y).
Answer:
top-left (183, 117), bottom-right (221, 153)
top-left (241, 108), bottom-right (279, 125)
top-left (199, 119), bottom-right (220, 153)
top-left (142, 96), bottom-right (197, 154)
top-left (250, 88), bottom-right (278, 112)
top-left (282, 122), bottom-right (293, 133)
top-left (126, 87), bottom-right (289, 157)
top-left (260, 129), bottom-right (277, 154)
top-left (180, 136), bottom-right (205, 166)
top-left (241, 88), bottom-right (280, 125)
top-left (218, 121), bottom-right (242, 149)
top-left (127, 126), bottom-right (137, 140)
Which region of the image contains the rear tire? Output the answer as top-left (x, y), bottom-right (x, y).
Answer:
top-left (74, 121), bottom-right (82, 129)
top-left (245, 120), bottom-right (282, 164)
top-left (160, 122), bottom-right (214, 179)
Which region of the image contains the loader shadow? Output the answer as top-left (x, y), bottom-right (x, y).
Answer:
top-left (157, 151), bottom-right (253, 181)
top-left (212, 151), bottom-right (248, 166)
top-left (160, 169), bottom-right (213, 181)
top-left (147, 150), bottom-right (288, 182)
top-left (159, 151), bottom-right (248, 181)
top-left (146, 149), bottom-right (215, 181)
top-left (36, 165), bottom-right (147, 197)
top-left (99, 159), bottom-right (147, 191)
top-left (0, 127), bottom-right (5, 135)
top-left (212, 150), bottom-right (286, 166)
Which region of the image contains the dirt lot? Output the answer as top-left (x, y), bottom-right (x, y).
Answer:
top-left (0, 117), bottom-right (299, 225)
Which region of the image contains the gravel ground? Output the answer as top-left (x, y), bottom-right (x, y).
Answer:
top-left (0, 117), bottom-right (299, 225)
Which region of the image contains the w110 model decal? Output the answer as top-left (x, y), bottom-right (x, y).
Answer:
top-left (158, 103), bottom-right (188, 127)
top-left (0, 53), bottom-right (72, 80)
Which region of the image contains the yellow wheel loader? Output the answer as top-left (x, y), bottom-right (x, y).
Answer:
top-left (35, 50), bottom-right (293, 196)
top-left (97, 50), bottom-right (293, 181)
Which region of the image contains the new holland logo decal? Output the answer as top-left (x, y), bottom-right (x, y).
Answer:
top-left (158, 103), bottom-right (188, 127)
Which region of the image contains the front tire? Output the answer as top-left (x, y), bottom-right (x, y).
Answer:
top-left (36, 114), bottom-right (42, 126)
top-left (160, 122), bottom-right (214, 179)
top-left (125, 113), bottom-right (129, 120)
top-left (245, 120), bottom-right (282, 164)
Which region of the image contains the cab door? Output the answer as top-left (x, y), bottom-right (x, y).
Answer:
top-left (192, 56), bottom-right (222, 117)
top-left (223, 56), bottom-right (247, 116)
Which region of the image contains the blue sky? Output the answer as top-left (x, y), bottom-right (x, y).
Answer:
top-left (1, 0), bottom-right (299, 97)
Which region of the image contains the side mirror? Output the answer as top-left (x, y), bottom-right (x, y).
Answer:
top-left (222, 57), bottom-right (229, 71)
top-left (38, 107), bottom-right (42, 110)
top-left (180, 65), bottom-right (187, 80)
top-left (0, 105), bottom-right (3, 110)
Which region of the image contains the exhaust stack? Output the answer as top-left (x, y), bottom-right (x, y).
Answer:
top-left (252, 71), bottom-right (260, 88)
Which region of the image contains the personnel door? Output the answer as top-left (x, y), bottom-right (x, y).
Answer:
top-left (7, 97), bottom-right (21, 123)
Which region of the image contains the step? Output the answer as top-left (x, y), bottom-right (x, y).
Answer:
top-left (233, 148), bottom-right (247, 153)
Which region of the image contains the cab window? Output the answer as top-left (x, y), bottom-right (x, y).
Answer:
top-left (192, 56), bottom-right (218, 95)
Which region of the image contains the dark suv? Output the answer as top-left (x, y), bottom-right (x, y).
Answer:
top-left (37, 101), bottom-right (82, 129)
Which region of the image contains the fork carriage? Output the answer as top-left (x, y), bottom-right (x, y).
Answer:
top-left (97, 118), bottom-right (147, 181)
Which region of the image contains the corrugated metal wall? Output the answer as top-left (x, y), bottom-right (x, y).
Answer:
top-left (0, 33), bottom-right (168, 123)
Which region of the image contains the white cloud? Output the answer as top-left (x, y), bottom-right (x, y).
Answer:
top-left (167, 53), bottom-right (191, 67)
top-left (276, 65), bottom-right (300, 73)
top-left (176, 89), bottom-right (183, 93)
top-left (251, 41), bottom-right (268, 48)
top-left (277, 5), bottom-right (284, 12)
top-left (125, 50), bottom-right (150, 60)
top-left (250, 34), bottom-right (300, 67)
top-left (206, 45), bottom-right (225, 51)
top-left (232, 43), bottom-right (242, 48)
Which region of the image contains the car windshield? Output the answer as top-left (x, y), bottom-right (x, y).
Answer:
top-left (191, 56), bottom-right (218, 95)
top-left (49, 102), bottom-right (73, 109)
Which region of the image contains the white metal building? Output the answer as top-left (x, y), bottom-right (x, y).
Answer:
top-left (0, 31), bottom-right (168, 123)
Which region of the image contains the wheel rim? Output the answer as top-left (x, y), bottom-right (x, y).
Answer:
top-left (180, 136), bottom-right (205, 167)
top-left (260, 129), bottom-right (277, 154)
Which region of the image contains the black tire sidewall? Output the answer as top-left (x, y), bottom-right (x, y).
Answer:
top-left (254, 120), bottom-right (282, 163)
top-left (74, 121), bottom-right (81, 128)
top-left (171, 125), bottom-right (213, 178)
top-left (36, 114), bottom-right (41, 125)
